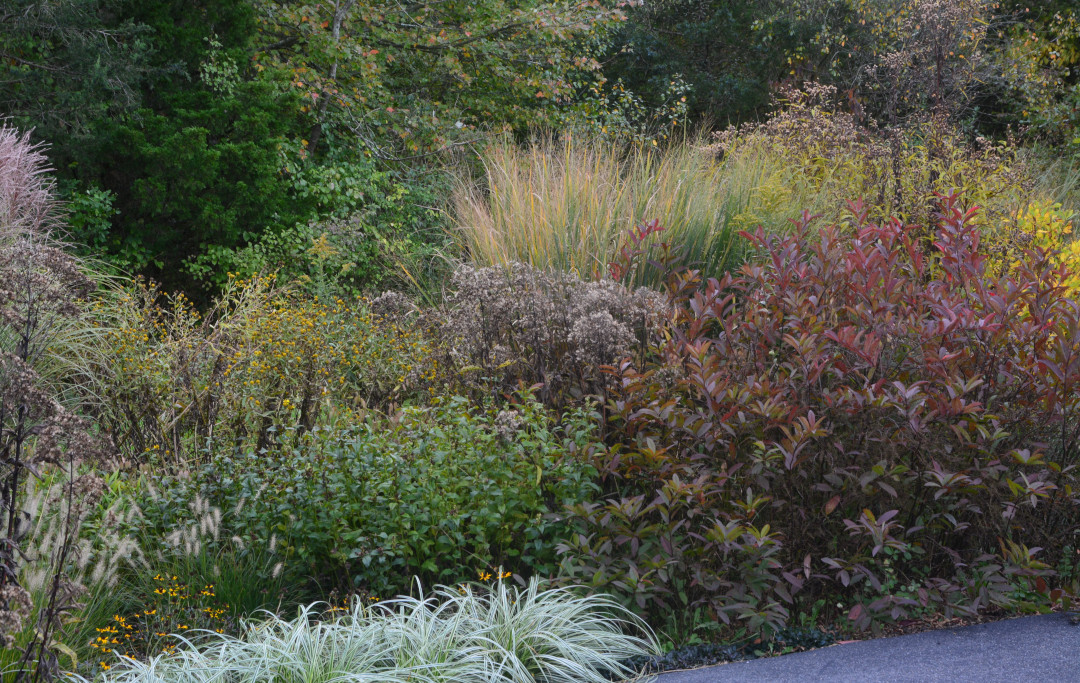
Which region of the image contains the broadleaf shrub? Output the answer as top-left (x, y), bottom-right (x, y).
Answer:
top-left (559, 194), bottom-right (1080, 634)
top-left (147, 394), bottom-right (600, 597)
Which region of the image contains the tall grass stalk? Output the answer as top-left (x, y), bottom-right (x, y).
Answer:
top-left (451, 133), bottom-right (830, 286)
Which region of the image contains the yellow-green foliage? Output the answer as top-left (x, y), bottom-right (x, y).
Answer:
top-left (82, 275), bottom-right (437, 467)
top-left (451, 133), bottom-right (833, 286)
top-left (1014, 201), bottom-right (1080, 292)
top-left (707, 88), bottom-right (1080, 289)
top-left (714, 89), bottom-right (1042, 230)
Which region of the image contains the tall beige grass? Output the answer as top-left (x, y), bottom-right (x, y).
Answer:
top-left (451, 134), bottom-right (830, 286)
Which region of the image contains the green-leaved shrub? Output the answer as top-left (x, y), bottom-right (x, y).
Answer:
top-left (142, 395), bottom-right (600, 597)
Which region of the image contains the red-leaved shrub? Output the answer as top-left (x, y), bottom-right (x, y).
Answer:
top-left (558, 194), bottom-right (1080, 633)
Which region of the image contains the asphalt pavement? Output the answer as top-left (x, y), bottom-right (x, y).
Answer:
top-left (656, 613), bottom-right (1080, 683)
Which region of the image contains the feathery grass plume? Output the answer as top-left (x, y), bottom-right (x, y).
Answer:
top-left (1025, 147), bottom-right (1080, 221)
top-left (0, 121), bottom-right (106, 404)
top-left (0, 125), bottom-right (61, 240)
top-left (77, 578), bottom-right (659, 682)
top-left (19, 477), bottom-right (144, 595)
top-left (126, 482), bottom-right (295, 627)
top-left (0, 474), bottom-right (144, 675)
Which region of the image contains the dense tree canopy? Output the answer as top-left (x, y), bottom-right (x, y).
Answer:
top-left (1, 0), bottom-right (1076, 296)
top-left (250, 0), bottom-right (624, 157)
top-left (0, 0), bottom-right (149, 144)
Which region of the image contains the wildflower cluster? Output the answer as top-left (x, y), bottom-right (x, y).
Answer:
top-left (475, 569), bottom-right (513, 584)
top-left (86, 274), bottom-right (438, 466)
top-left (91, 574), bottom-right (234, 667)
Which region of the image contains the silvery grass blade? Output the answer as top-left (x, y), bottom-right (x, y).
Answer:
top-left (365, 588), bottom-right (484, 680)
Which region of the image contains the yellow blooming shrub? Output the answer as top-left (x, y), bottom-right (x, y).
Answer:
top-left (975, 199), bottom-right (1080, 288)
top-left (82, 274), bottom-right (438, 466)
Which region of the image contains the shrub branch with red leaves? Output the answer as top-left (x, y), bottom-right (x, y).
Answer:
top-left (559, 194), bottom-right (1080, 634)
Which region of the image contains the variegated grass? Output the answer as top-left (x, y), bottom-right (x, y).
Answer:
top-left (77, 578), bottom-right (659, 682)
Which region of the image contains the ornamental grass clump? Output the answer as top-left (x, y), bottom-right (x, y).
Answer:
top-left (452, 133), bottom-right (808, 287)
top-left (80, 579), bottom-right (658, 683)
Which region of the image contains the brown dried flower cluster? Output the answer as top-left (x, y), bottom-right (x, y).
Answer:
top-left (711, 83), bottom-right (884, 162)
top-left (493, 408), bottom-right (524, 442)
top-left (442, 262), bottom-right (665, 404)
top-left (0, 583), bottom-right (32, 649)
top-left (0, 123), bottom-right (109, 672)
top-left (370, 289), bottom-right (418, 318)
